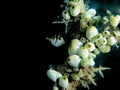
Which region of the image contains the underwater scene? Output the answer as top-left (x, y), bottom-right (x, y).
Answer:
top-left (33, 0), bottom-right (120, 90)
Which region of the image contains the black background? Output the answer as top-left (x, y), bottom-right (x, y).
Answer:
top-left (25, 0), bottom-right (120, 90)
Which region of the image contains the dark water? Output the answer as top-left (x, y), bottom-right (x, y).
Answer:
top-left (30, 0), bottom-right (120, 90)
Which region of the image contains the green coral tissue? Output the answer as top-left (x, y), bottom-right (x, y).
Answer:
top-left (46, 0), bottom-right (120, 90)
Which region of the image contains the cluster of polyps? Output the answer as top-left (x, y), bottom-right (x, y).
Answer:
top-left (46, 0), bottom-right (120, 90)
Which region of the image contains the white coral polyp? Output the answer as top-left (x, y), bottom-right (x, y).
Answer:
top-left (59, 76), bottom-right (69, 88)
top-left (108, 36), bottom-right (117, 46)
top-left (77, 46), bottom-right (89, 59)
top-left (116, 15), bottom-right (120, 23)
top-left (102, 30), bottom-right (110, 37)
top-left (86, 26), bottom-right (98, 40)
top-left (88, 53), bottom-right (96, 59)
top-left (47, 69), bottom-right (62, 82)
top-left (87, 9), bottom-right (96, 17)
top-left (67, 55), bottom-right (81, 67)
top-left (110, 15), bottom-right (120, 27)
top-left (80, 58), bottom-right (95, 67)
top-left (98, 37), bottom-right (107, 45)
top-left (70, 4), bottom-right (80, 17)
top-left (80, 58), bottom-right (90, 67)
top-left (82, 12), bottom-right (92, 20)
top-left (62, 10), bottom-right (70, 20)
top-left (68, 39), bottom-right (83, 55)
top-left (81, 9), bottom-right (96, 21)
top-left (53, 86), bottom-right (59, 90)
top-left (93, 48), bottom-right (100, 55)
top-left (85, 42), bottom-right (95, 52)
top-left (98, 45), bottom-right (111, 53)
top-left (89, 59), bottom-right (95, 66)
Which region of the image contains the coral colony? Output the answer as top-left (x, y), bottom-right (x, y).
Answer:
top-left (46, 0), bottom-right (120, 90)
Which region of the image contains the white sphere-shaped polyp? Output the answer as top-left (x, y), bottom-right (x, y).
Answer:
top-left (102, 30), bottom-right (110, 37)
top-left (82, 12), bottom-right (92, 20)
top-left (59, 76), bottom-right (69, 88)
top-left (96, 41), bottom-right (101, 47)
top-left (53, 86), bottom-right (59, 90)
top-left (87, 9), bottom-right (96, 17)
top-left (98, 45), bottom-right (111, 53)
top-left (85, 42), bottom-right (95, 52)
top-left (80, 19), bottom-right (88, 29)
top-left (80, 58), bottom-right (95, 67)
top-left (93, 48), bottom-right (100, 55)
top-left (108, 36), bottom-right (117, 46)
top-left (67, 55), bottom-right (81, 67)
top-left (116, 15), bottom-right (120, 23)
top-left (47, 69), bottom-right (62, 82)
top-left (86, 26), bottom-right (98, 40)
top-left (88, 53), bottom-right (96, 59)
top-left (62, 10), bottom-right (70, 20)
top-left (80, 58), bottom-right (90, 67)
top-left (77, 46), bottom-right (89, 59)
top-left (110, 15), bottom-right (120, 27)
top-left (55, 71), bottom-right (62, 79)
top-left (98, 37), bottom-right (107, 45)
top-left (81, 9), bottom-right (96, 21)
top-left (70, 5), bottom-right (80, 17)
top-left (47, 69), bottom-right (57, 82)
top-left (68, 39), bottom-right (83, 55)
top-left (73, 67), bottom-right (79, 72)
top-left (89, 59), bottom-right (95, 66)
